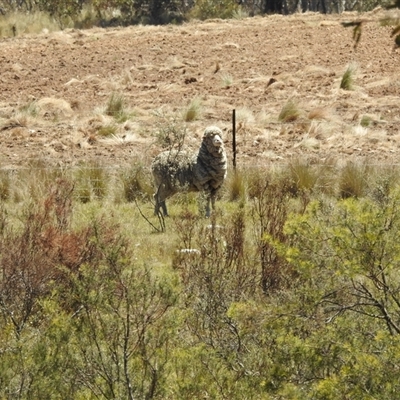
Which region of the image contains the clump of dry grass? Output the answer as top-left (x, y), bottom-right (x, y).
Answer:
top-left (36, 97), bottom-right (73, 120)
top-left (236, 107), bottom-right (255, 126)
top-left (308, 107), bottom-right (331, 121)
top-left (121, 163), bottom-right (153, 202)
top-left (75, 162), bottom-right (108, 203)
top-left (221, 73), bottom-right (234, 87)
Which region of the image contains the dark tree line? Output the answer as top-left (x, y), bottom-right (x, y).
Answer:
top-left (0, 0), bottom-right (396, 26)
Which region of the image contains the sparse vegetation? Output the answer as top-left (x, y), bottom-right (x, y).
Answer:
top-left (190, 0), bottom-right (239, 20)
top-left (97, 123), bottom-right (117, 137)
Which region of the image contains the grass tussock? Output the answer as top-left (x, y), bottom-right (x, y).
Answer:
top-left (226, 170), bottom-right (246, 202)
top-left (75, 162), bottom-right (108, 202)
top-left (340, 63), bottom-right (357, 90)
top-left (308, 107), bottom-right (331, 121)
top-left (97, 124), bottom-right (118, 137)
top-left (105, 92), bottom-right (132, 123)
top-left (221, 72), bottom-right (234, 87)
top-left (278, 99), bottom-right (301, 122)
top-left (122, 164), bottom-right (153, 202)
top-left (339, 161), bottom-right (369, 198)
top-left (182, 97), bottom-right (202, 122)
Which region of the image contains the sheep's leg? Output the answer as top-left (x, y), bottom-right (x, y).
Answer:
top-left (154, 185), bottom-right (169, 216)
top-left (160, 200), bottom-right (168, 216)
top-left (205, 190), bottom-right (216, 218)
top-left (205, 197), bottom-right (211, 218)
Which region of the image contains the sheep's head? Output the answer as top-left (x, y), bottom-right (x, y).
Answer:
top-left (203, 126), bottom-right (224, 153)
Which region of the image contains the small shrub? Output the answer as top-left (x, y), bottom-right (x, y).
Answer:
top-left (248, 170), bottom-right (293, 293)
top-left (360, 115), bottom-right (372, 127)
top-left (153, 112), bottom-right (187, 151)
top-left (369, 166), bottom-right (400, 205)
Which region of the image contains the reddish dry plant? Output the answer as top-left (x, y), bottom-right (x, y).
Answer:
top-left (0, 178), bottom-right (122, 335)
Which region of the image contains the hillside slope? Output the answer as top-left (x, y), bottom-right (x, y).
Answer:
top-left (0, 11), bottom-right (399, 168)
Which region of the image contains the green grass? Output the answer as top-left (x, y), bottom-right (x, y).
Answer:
top-left (182, 97), bottom-right (202, 122)
top-left (97, 124), bottom-right (118, 137)
top-left (340, 63), bottom-right (357, 90)
top-left (278, 99), bottom-right (301, 122)
top-left (105, 92), bottom-right (133, 123)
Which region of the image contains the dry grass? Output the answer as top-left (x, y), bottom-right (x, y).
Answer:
top-left (221, 72), bottom-right (234, 87)
top-left (0, 13), bottom-right (398, 169)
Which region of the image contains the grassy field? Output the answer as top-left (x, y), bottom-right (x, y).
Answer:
top-left (1, 8), bottom-right (400, 398)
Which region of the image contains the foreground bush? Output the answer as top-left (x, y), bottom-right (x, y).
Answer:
top-left (2, 168), bottom-right (400, 398)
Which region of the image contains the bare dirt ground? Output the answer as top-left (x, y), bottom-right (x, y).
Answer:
top-left (0, 10), bottom-right (399, 170)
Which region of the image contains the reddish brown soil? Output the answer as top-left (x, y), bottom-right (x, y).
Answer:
top-left (0, 11), bottom-right (399, 169)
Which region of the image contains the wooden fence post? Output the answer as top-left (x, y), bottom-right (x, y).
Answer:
top-left (232, 109), bottom-right (236, 170)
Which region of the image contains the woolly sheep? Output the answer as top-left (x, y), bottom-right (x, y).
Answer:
top-left (152, 126), bottom-right (227, 217)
